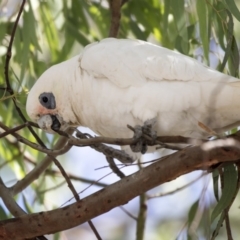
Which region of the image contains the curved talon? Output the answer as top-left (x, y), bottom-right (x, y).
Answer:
top-left (133, 125), bottom-right (142, 139)
top-left (143, 118), bottom-right (157, 145)
top-left (130, 119), bottom-right (157, 154)
top-left (130, 125), bottom-right (144, 153)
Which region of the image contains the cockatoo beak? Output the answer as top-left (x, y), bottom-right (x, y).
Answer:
top-left (37, 114), bottom-right (62, 133)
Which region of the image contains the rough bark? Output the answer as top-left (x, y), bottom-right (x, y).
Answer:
top-left (1, 140), bottom-right (240, 239)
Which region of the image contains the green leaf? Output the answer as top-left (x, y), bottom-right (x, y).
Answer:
top-left (39, 3), bottom-right (60, 61)
top-left (0, 23), bottom-right (7, 44)
top-left (65, 20), bottom-right (90, 47)
top-left (28, 2), bottom-right (42, 53)
top-left (171, 0), bottom-right (188, 42)
top-left (175, 35), bottom-right (189, 54)
top-left (0, 205), bottom-right (8, 220)
top-left (22, 194), bottom-right (32, 213)
top-left (187, 200), bottom-right (199, 240)
top-left (163, 0), bottom-right (170, 29)
top-left (211, 164), bottom-right (238, 222)
top-left (188, 200), bottom-right (199, 225)
top-left (211, 211), bottom-right (225, 240)
top-left (20, 10), bottom-right (31, 81)
top-left (212, 169), bottom-right (219, 201)
top-left (224, 0), bottom-right (240, 22)
top-left (218, 10), bottom-right (234, 72)
top-left (228, 35), bottom-right (239, 77)
top-left (196, 0), bottom-right (209, 62)
top-left (213, 2), bottom-right (227, 51)
top-left (129, 19), bottom-right (148, 40)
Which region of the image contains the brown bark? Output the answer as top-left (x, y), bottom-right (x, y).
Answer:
top-left (0, 140), bottom-right (240, 239)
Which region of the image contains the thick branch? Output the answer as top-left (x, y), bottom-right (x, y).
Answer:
top-left (1, 139), bottom-right (240, 239)
top-left (11, 129), bottom-right (73, 195)
top-left (0, 178), bottom-right (26, 217)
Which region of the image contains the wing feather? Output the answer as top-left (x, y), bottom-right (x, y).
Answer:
top-left (79, 38), bottom-right (238, 87)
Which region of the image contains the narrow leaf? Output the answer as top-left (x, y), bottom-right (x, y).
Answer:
top-left (224, 0), bottom-right (240, 22)
top-left (212, 169), bottom-right (219, 201)
top-left (211, 164), bottom-right (238, 222)
top-left (196, 0), bottom-right (209, 62)
top-left (171, 0), bottom-right (188, 42)
top-left (218, 10), bottom-right (234, 72)
top-left (228, 36), bottom-right (239, 77)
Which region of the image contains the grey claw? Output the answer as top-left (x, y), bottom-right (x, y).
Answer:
top-left (130, 118), bottom-right (157, 154)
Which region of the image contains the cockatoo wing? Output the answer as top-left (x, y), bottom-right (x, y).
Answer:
top-left (80, 38), bottom-right (238, 87)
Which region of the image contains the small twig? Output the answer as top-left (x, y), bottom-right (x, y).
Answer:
top-left (0, 178), bottom-right (47, 240)
top-left (50, 156), bottom-right (79, 200)
top-left (45, 133), bottom-right (103, 240)
top-left (11, 130), bottom-right (73, 195)
top-left (50, 154), bottom-right (102, 240)
top-left (108, 0), bottom-right (122, 37)
top-left (119, 206), bottom-right (137, 220)
top-left (44, 169), bottom-right (108, 188)
top-left (136, 193), bottom-right (147, 240)
top-left (4, 0), bottom-right (26, 92)
top-left (87, 220), bottom-right (102, 240)
top-left (198, 121), bottom-right (217, 136)
top-left (69, 134), bottom-right (135, 146)
top-left (38, 180), bottom-right (66, 195)
top-left (156, 143), bottom-right (183, 151)
top-left (0, 122), bottom-right (71, 156)
top-left (106, 156), bottom-right (125, 178)
top-left (0, 121), bottom-right (39, 139)
top-left (75, 130), bottom-right (134, 163)
top-left (3, 0), bottom-right (45, 147)
top-left (147, 173), bottom-right (205, 199)
top-left (136, 158), bottom-right (147, 240)
top-left (22, 156), bottom-right (108, 187)
top-left (225, 211), bottom-right (233, 240)
top-left (0, 178), bottom-right (26, 217)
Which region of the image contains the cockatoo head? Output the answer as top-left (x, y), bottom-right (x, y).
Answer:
top-left (26, 63), bottom-right (73, 133)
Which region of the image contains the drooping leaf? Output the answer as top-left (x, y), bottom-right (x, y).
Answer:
top-left (218, 10), bottom-right (234, 72)
top-left (224, 0), bottom-right (240, 22)
top-left (211, 164), bottom-right (238, 223)
top-left (212, 169), bottom-right (219, 202)
top-left (196, 0), bottom-right (209, 62)
top-left (228, 35), bottom-right (239, 77)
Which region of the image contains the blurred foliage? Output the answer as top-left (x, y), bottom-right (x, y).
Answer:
top-left (1, 0), bottom-right (240, 239)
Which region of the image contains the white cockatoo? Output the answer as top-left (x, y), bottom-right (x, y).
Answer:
top-left (26, 38), bottom-right (240, 160)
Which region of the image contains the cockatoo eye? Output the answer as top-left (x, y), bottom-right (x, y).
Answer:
top-left (42, 96), bottom-right (48, 103)
top-left (39, 92), bottom-right (56, 109)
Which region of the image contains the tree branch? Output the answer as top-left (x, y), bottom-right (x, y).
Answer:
top-left (11, 129), bottom-right (73, 195)
top-left (4, 0), bottom-right (25, 93)
top-left (108, 0), bottom-right (122, 37)
top-left (136, 194), bottom-right (147, 240)
top-left (0, 178), bottom-right (47, 240)
top-left (1, 139), bottom-right (240, 239)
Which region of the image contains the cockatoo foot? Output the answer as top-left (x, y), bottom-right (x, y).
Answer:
top-left (130, 119), bottom-right (157, 154)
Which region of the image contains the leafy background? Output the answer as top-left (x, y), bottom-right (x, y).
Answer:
top-left (1, 0), bottom-right (240, 239)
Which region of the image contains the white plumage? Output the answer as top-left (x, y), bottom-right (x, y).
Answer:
top-left (26, 38), bottom-right (240, 158)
